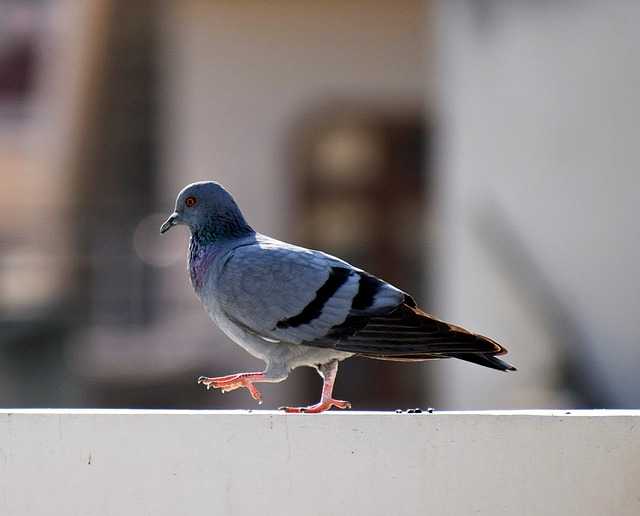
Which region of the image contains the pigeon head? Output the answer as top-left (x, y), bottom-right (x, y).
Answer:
top-left (160, 181), bottom-right (253, 241)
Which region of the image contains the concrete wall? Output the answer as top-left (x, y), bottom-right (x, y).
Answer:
top-left (1, 410), bottom-right (638, 515)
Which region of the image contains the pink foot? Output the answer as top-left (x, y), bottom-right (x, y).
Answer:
top-left (279, 360), bottom-right (350, 413)
top-left (280, 398), bottom-right (351, 414)
top-left (198, 373), bottom-right (266, 404)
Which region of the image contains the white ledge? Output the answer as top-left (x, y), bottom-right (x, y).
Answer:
top-left (2, 407), bottom-right (638, 415)
top-left (1, 410), bottom-right (639, 515)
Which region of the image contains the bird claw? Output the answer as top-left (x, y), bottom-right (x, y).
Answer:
top-left (197, 376), bottom-right (214, 390)
top-left (279, 398), bottom-right (352, 414)
top-left (198, 374), bottom-right (264, 403)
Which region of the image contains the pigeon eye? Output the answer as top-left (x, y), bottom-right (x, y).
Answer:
top-left (185, 196), bottom-right (196, 207)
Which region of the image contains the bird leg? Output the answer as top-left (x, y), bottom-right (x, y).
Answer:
top-left (280, 360), bottom-right (351, 414)
top-left (198, 372), bottom-right (272, 404)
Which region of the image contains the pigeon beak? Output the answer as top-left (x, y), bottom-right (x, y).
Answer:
top-left (160, 212), bottom-right (180, 234)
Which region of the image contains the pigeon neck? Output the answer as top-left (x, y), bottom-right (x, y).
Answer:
top-left (188, 222), bottom-right (254, 290)
top-left (192, 212), bottom-right (253, 243)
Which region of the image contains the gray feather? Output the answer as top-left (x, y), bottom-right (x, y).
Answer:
top-left (213, 235), bottom-right (405, 345)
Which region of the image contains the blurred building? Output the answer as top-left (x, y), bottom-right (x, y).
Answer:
top-left (435, 0), bottom-right (640, 409)
top-left (0, 0), bottom-right (638, 410)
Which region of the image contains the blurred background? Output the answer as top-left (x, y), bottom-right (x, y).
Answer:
top-left (0, 0), bottom-right (638, 410)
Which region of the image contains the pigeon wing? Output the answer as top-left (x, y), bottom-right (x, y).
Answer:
top-left (216, 236), bottom-right (514, 371)
top-left (215, 236), bottom-right (405, 344)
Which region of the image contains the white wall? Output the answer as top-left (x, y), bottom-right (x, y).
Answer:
top-left (1, 410), bottom-right (638, 515)
top-left (434, 0), bottom-right (640, 408)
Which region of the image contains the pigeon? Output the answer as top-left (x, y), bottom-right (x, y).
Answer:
top-left (161, 181), bottom-right (515, 413)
